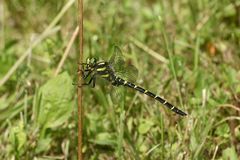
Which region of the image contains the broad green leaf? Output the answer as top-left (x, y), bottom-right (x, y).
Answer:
top-left (35, 138), bottom-right (52, 154)
top-left (138, 119), bottom-right (154, 134)
top-left (215, 123), bottom-right (230, 138)
top-left (89, 132), bottom-right (116, 146)
top-left (222, 147), bottom-right (238, 160)
top-left (35, 72), bottom-right (74, 130)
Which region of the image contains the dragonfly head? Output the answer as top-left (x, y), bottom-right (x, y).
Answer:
top-left (86, 57), bottom-right (97, 69)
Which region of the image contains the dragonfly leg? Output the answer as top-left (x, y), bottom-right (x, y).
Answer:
top-left (77, 63), bottom-right (87, 73)
top-left (77, 68), bottom-right (91, 75)
top-left (75, 77), bottom-right (93, 88)
top-left (92, 76), bottom-right (96, 88)
top-left (73, 70), bottom-right (94, 86)
top-left (78, 62), bottom-right (87, 66)
top-left (81, 76), bottom-right (94, 86)
top-left (83, 70), bottom-right (92, 79)
top-left (73, 70), bottom-right (92, 86)
top-left (72, 81), bottom-right (87, 87)
top-left (76, 68), bottom-right (92, 80)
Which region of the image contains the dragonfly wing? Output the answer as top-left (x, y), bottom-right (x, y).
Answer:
top-left (109, 46), bottom-right (124, 66)
top-left (110, 85), bottom-right (125, 103)
top-left (116, 64), bottom-right (138, 82)
top-left (109, 46), bottom-right (139, 82)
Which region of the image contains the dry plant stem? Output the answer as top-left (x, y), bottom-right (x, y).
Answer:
top-left (54, 26), bottom-right (79, 76)
top-left (214, 116), bottom-right (240, 128)
top-left (78, 0), bottom-right (84, 159)
top-left (218, 104), bottom-right (240, 112)
top-left (45, 0), bottom-right (75, 32)
top-left (211, 145), bottom-right (219, 160)
top-left (0, 27), bottom-right (60, 87)
top-left (0, 0), bottom-right (75, 86)
top-left (128, 36), bottom-right (169, 64)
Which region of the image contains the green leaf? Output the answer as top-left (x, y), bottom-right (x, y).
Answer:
top-left (36, 138), bottom-right (52, 153)
top-left (215, 123), bottom-right (230, 138)
top-left (222, 147), bottom-right (238, 160)
top-left (35, 72), bottom-right (74, 130)
top-left (138, 119), bottom-right (154, 134)
top-left (224, 66), bottom-right (237, 85)
top-left (89, 132), bottom-right (116, 146)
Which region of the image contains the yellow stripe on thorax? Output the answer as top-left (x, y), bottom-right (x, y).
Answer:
top-left (98, 62), bottom-right (105, 65)
top-left (101, 74), bottom-right (109, 78)
top-left (96, 67), bottom-right (106, 72)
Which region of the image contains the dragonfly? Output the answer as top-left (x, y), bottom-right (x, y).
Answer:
top-left (78, 46), bottom-right (187, 116)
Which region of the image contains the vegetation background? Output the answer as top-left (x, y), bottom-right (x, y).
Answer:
top-left (0, 0), bottom-right (240, 159)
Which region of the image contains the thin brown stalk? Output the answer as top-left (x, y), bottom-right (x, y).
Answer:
top-left (214, 116), bottom-right (240, 128)
top-left (78, 0), bottom-right (84, 159)
top-left (0, 27), bottom-right (60, 87)
top-left (218, 104), bottom-right (240, 112)
top-left (0, 0), bottom-right (75, 86)
top-left (128, 36), bottom-right (169, 64)
top-left (54, 26), bottom-right (79, 76)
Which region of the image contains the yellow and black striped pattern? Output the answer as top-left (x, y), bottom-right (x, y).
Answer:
top-left (95, 62), bottom-right (112, 79)
top-left (119, 79), bottom-right (187, 116)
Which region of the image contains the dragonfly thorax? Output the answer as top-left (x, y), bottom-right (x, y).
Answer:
top-left (95, 61), bottom-right (117, 82)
